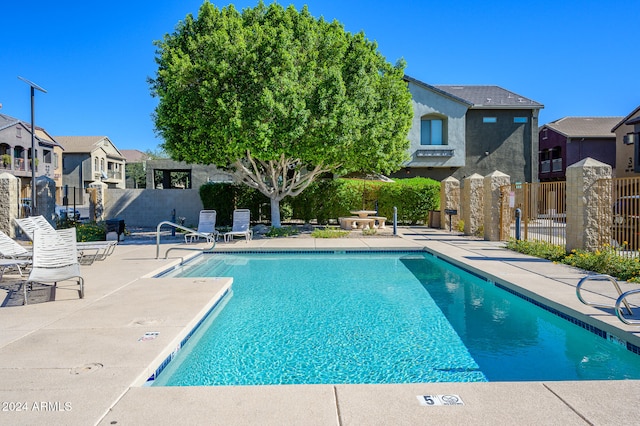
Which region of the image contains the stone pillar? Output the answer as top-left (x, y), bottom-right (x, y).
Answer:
top-left (566, 158), bottom-right (612, 252)
top-left (35, 175), bottom-right (57, 226)
top-left (88, 181), bottom-right (107, 222)
top-left (462, 173), bottom-right (484, 236)
top-left (483, 171), bottom-right (510, 241)
top-left (0, 173), bottom-right (20, 237)
top-left (440, 176), bottom-right (460, 232)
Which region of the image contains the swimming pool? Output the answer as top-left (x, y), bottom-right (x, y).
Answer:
top-left (152, 251), bottom-right (640, 386)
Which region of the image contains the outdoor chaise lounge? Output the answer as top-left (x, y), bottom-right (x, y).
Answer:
top-left (224, 209), bottom-right (253, 243)
top-left (0, 230), bottom-right (32, 280)
top-left (24, 227), bottom-right (84, 304)
top-left (185, 210), bottom-right (219, 243)
top-left (0, 230), bottom-right (32, 260)
top-left (14, 216), bottom-right (116, 264)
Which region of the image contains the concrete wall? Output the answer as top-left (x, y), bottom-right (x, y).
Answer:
top-left (103, 188), bottom-right (204, 228)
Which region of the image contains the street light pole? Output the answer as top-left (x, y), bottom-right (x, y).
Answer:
top-left (18, 76), bottom-right (47, 216)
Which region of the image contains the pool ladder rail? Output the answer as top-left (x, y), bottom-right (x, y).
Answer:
top-left (576, 274), bottom-right (640, 325)
top-left (155, 220), bottom-right (216, 260)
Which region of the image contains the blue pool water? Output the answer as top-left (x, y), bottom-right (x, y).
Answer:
top-left (152, 252), bottom-right (640, 386)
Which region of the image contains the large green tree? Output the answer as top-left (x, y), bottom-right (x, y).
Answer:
top-left (150, 1), bottom-right (412, 227)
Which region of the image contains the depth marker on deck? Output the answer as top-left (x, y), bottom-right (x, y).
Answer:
top-left (417, 395), bottom-right (464, 406)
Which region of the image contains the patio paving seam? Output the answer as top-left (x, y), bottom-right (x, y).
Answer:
top-left (542, 383), bottom-right (593, 425)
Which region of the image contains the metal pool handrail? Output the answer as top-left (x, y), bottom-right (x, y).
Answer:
top-left (576, 274), bottom-right (634, 318)
top-left (616, 288), bottom-right (640, 325)
top-left (155, 221), bottom-right (216, 259)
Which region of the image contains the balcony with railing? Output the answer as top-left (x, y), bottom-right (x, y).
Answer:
top-left (541, 158), bottom-right (563, 175)
top-left (94, 169), bottom-right (123, 181)
top-left (541, 160), bottom-right (550, 173)
top-left (14, 158), bottom-right (26, 171)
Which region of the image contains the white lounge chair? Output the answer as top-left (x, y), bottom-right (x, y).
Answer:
top-left (185, 210), bottom-right (219, 243)
top-left (224, 209), bottom-right (253, 243)
top-left (24, 227), bottom-right (84, 304)
top-left (0, 231), bottom-right (32, 280)
top-left (0, 230), bottom-right (32, 260)
top-left (14, 216), bottom-right (116, 264)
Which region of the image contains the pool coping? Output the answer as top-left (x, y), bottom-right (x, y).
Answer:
top-left (145, 247), bottom-right (640, 388)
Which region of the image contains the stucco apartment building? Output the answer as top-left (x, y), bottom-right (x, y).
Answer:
top-left (56, 136), bottom-right (126, 192)
top-left (538, 116), bottom-right (622, 181)
top-left (396, 76), bottom-right (543, 183)
top-left (0, 112), bottom-right (64, 201)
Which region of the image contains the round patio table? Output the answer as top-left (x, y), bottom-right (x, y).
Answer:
top-left (350, 210), bottom-right (377, 218)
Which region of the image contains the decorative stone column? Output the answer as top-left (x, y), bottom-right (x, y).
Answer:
top-left (35, 175), bottom-right (57, 226)
top-left (0, 173), bottom-right (20, 237)
top-left (483, 171), bottom-right (510, 241)
top-left (462, 173), bottom-right (484, 236)
top-left (440, 176), bottom-right (460, 232)
top-left (566, 158), bottom-right (612, 252)
top-left (88, 181), bottom-right (107, 222)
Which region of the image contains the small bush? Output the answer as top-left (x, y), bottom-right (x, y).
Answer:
top-left (264, 226), bottom-right (299, 238)
top-left (76, 222), bottom-right (107, 242)
top-left (311, 229), bottom-right (349, 238)
top-left (506, 239), bottom-right (640, 283)
top-left (562, 245), bottom-right (640, 283)
top-left (362, 228), bottom-right (377, 236)
top-left (505, 239), bottom-right (567, 263)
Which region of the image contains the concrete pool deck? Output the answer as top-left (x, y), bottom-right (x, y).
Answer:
top-left (0, 226), bottom-right (639, 425)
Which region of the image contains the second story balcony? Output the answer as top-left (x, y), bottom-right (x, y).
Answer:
top-left (541, 158), bottom-right (563, 174)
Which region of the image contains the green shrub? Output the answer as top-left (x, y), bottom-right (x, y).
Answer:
top-left (562, 245), bottom-right (640, 283)
top-left (311, 229), bottom-right (349, 238)
top-left (506, 239), bottom-right (640, 283)
top-left (362, 227), bottom-right (377, 236)
top-left (205, 177), bottom-right (440, 226)
top-left (76, 222), bottom-right (107, 242)
top-left (264, 226), bottom-right (299, 238)
top-left (505, 239), bottom-right (567, 263)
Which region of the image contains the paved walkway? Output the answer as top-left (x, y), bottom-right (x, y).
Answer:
top-left (0, 227), bottom-right (639, 425)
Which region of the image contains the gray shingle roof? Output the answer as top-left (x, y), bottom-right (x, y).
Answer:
top-left (434, 85), bottom-right (543, 109)
top-left (55, 136), bottom-right (107, 153)
top-left (0, 113), bottom-right (63, 148)
top-left (121, 149), bottom-right (150, 163)
top-left (544, 117), bottom-right (623, 138)
top-left (612, 105), bottom-right (640, 131)
top-left (55, 136), bottom-right (125, 159)
top-left (0, 113), bottom-right (20, 131)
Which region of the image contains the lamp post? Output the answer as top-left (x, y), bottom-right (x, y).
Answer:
top-left (18, 76), bottom-right (47, 216)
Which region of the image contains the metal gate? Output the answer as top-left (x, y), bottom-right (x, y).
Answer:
top-left (598, 176), bottom-right (640, 256)
top-left (501, 181), bottom-right (566, 245)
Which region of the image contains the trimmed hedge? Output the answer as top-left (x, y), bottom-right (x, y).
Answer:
top-left (200, 177), bottom-right (440, 225)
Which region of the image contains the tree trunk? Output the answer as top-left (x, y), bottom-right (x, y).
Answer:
top-left (270, 198), bottom-right (281, 228)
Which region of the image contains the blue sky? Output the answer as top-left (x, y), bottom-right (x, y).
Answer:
top-left (1, 0), bottom-right (638, 153)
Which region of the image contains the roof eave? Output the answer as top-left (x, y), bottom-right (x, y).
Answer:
top-left (403, 75), bottom-right (473, 107)
top-left (470, 104), bottom-right (544, 110)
